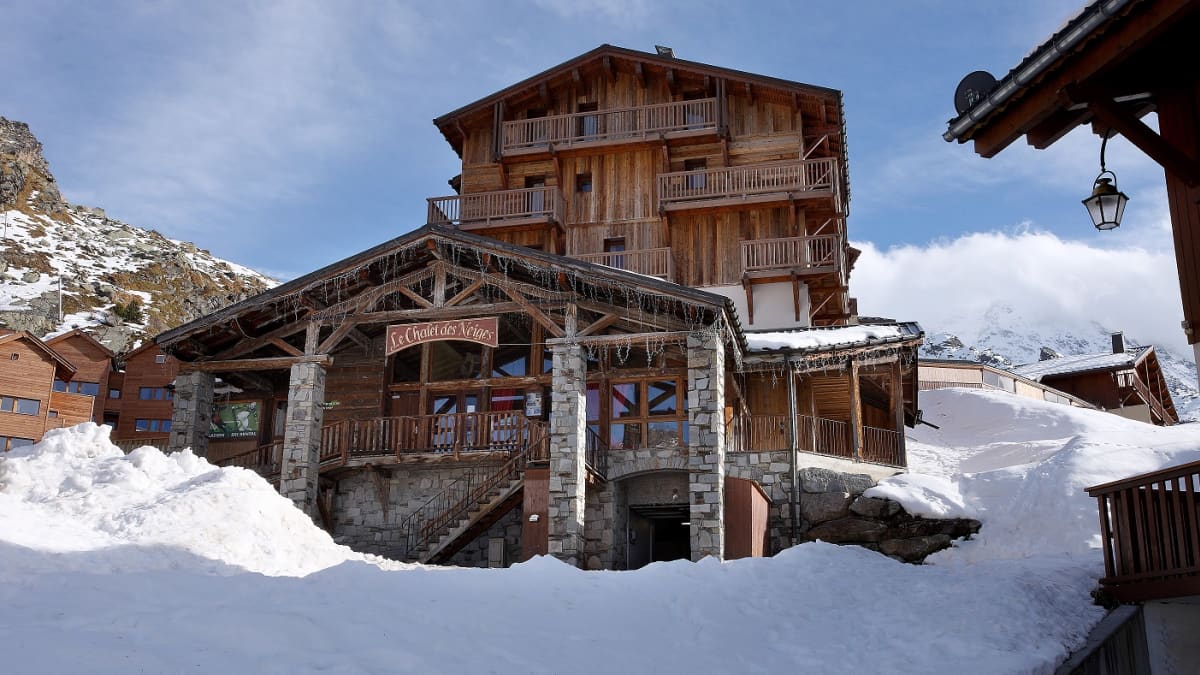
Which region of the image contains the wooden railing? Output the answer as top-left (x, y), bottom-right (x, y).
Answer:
top-left (574, 247), bottom-right (674, 279)
top-left (585, 425), bottom-right (609, 477)
top-left (319, 411), bottom-right (535, 466)
top-left (219, 440), bottom-right (283, 477)
top-left (736, 414), bottom-right (903, 467)
top-left (740, 234), bottom-right (842, 275)
top-left (1128, 373), bottom-right (1173, 424)
top-left (1087, 459), bottom-right (1200, 602)
top-left (399, 421), bottom-right (548, 560)
top-left (426, 186), bottom-right (564, 228)
top-left (502, 98), bottom-right (717, 153)
top-left (657, 158), bottom-right (839, 209)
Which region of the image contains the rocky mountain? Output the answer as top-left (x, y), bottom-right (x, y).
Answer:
top-left (1, 117), bottom-right (275, 352)
top-left (920, 302), bottom-right (1200, 422)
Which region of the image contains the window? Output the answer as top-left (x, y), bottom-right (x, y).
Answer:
top-left (684, 158), bottom-right (707, 190)
top-left (53, 380), bottom-right (100, 396)
top-left (0, 396), bottom-right (40, 416)
top-left (1, 436), bottom-right (35, 452)
top-left (155, 354), bottom-right (167, 364)
top-left (9, 353), bottom-right (17, 361)
top-left (135, 419), bottom-right (172, 432)
top-left (48, 410), bottom-right (58, 418)
top-left (682, 90), bottom-right (707, 128)
top-left (575, 173), bottom-right (593, 193)
top-left (525, 175), bottom-right (546, 213)
top-left (604, 379), bottom-right (686, 450)
top-left (604, 237), bottom-right (626, 270)
top-left (139, 387), bottom-right (173, 401)
top-left (577, 101), bottom-right (599, 138)
top-left (109, 388), bottom-right (121, 399)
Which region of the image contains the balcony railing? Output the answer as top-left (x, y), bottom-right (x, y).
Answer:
top-left (1087, 459), bottom-right (1200, 602)
top-left (737, 414), bottom-right (904, 467)
top-left (657, 158), bottom-right (840, 211)
top-left (426, 186), bottom-right (564, 229)
top-left (574, 247), bottom-right (674, 280)
top-left (502, 98), bottom-right (718, 154)
top-left (740, 234), bottom-right (843, 276)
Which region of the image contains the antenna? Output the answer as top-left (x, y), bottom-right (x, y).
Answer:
top-left (953, 71), bottom-right (998, 115)
top-left (655, 45), bottom-right (675, 58)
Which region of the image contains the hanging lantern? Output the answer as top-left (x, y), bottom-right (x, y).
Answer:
top-left (1083, 134), bottom-right (1129, 231)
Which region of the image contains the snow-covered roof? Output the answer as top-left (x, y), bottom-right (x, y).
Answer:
top-left (1012, 346), bottom-right (1149, 381)
top-left (745, 322), bottom-right (922, 354)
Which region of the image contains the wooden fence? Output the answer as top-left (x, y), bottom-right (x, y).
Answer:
top-left (502, 98), bottom-right (717, 153)
top-left (426, 186), bottom-right (564, 228)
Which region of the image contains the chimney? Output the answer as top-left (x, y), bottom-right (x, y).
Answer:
top-left (1111, 332), bottom-right (1125, 354)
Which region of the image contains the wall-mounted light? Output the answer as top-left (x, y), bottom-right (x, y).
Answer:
top-left (528, 514), bottom-right (540, 523)
top-left (1083, 132), bottom-right (1129, 231)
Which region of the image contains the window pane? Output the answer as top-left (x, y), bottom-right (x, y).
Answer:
top-left (1, 397), bottom-right (13, 412)
top-left (610, 423), bottom-right (641, 450)
top-left (80, 382), bottom-right (100, 397)
top-left (53, 379), bottom-right (68, 392)
top-left (15, 398), bottom-right (39, 415)
top-left (429, 341), bottom-right (483, 381)
top-left (611, 382), bottom-right (639, 418)
top-left (139, 388), bottom-right (153, 400)
top-left (109, 389), bottom-right (121, 399)
top-left (10, 437), bottom-right (33, 449)
top-left (135, 419), bottom-right (149, 431)
top-left (391, 346), bottom-right (421, 382)
top-left (648, 381), bottom-right (677, 415)
top-left (586, 382), bottom-right (601, 423)
top-left (646, 421), bottom-right (682, 448)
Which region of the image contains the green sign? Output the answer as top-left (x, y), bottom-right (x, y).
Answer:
top-left (210, 401), bottom-right (260, 439)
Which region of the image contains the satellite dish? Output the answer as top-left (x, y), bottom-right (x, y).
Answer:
top-left (954, 71), bottom-right (997, 114)
top-left (655, 45), bottom-right (675, 58)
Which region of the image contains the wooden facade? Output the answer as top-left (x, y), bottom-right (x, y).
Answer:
top-left (111, 341), bottom-right (181, 447)
top-left (0, 332), bottom-right (80, 450)
top-left (45, 329), bottom-right (116, 426)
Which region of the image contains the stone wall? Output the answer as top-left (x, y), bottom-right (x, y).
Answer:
top-left (686, 331), bottom-right (725, 561)
top-left (582, 480), bottom-right (616, 570)
top-left (168, 370), bottom-right (214, 457)
top-left (725, 449), bottom-right (794, 554)
top-left (447, 504), bottom-right (524, 568)
top-left (280, 361), bottom-right (325, 516)
top-left (548, 342), bottom-right (588, 566)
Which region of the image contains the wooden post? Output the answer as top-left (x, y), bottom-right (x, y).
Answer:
top-left (787, 365), bottom-right (800, 546)
top-left (891, 359), bottom-right (906, 467)
top-left (848, 357), bottom-right (863, 461)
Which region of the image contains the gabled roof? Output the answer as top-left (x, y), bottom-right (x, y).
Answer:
top-left (156, 224), bottom-right (744, 359)
top-left (1012, 346), bottom-right (1149, 381)
top-left (0, 331), bottom-right (77, 379)
top-left (45, 328), bottom-right (117, 359)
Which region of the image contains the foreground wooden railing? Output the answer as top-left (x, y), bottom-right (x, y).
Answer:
top-left (741, 234), bottom-right (843, 275)
top-left (658, 158), bottom-right (839, 210)
top-left (502, 98), bottom-right (717, 153)
top-left (574, 247), bottom-right (674, 279)
top-left (220, 440), bottom-right (283, 477)
top-left (426, 186), bottom-right (564, 228)
top-left (738, 414), bottom-right (903, 467)
top-left (319, 411), bottom-right (534, 466)
top-left (1087, 459), bottom-right (1200, 601)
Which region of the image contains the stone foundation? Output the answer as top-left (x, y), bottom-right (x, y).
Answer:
top-left (447, 505), bottom-right (524, 568)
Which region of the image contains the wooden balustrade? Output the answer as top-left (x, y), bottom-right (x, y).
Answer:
top-left (657, 157), bottom-right (839, 210)
top-left (502, 98), bottom-right (717, 154)
top-left (1087, 460), bottom-right (1200, 601)
top-left (216, 440), bottom-right (283, 477)
top-left (426, 186), bottom-right (564, 228)
top-left (1128, 373), bottom-right (1172, 424)
top-left (861, 425), bottom-right (905, 467)
top-left (574, 247), bottom-right (674, 279)
top-left (740, 234), bottom-right (842, 275)
top-left (735, 415), bottom-right (904, 466)
top-left (319, 411), bottom-right (534, 466)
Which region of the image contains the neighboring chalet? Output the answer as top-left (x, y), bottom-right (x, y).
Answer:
top-left (1011, 334), bottom-right (1177, 426)
top-left (153, 46), bottom-right (922, 569)
top-left (919, 358), bottom-right (1097, 410)
top-left (0, 330), bottom-right (93, 451)
top-left (44, 328), bottom-right (117, 426)
top-left (110, 341), bottom-right (181, 448)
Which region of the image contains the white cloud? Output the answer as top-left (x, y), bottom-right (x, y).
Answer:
top-left (851, 228), bottom-right (1191, 357)
top-left (526, 0), bottom-right (655, 25)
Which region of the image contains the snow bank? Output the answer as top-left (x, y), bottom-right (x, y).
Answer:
top-left (0, 423), bottom-right (397, 576)
top-left (746, 325), bottom-right (903, 351)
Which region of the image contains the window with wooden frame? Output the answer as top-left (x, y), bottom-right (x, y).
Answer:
top-left (0, 395), bottom-right (41, 416)
top-left (575, 172), bottom-right (593, 193)
top-left (588, 377), bottom-right (687, 451)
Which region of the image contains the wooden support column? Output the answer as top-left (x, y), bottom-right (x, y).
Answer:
top-left (891, 359), bottom-right (906, 467)
top-left (847, 357), bottom-right (863, 461)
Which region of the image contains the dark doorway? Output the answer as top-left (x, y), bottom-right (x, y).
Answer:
top-left (626, 504), bottom-right (690, 569)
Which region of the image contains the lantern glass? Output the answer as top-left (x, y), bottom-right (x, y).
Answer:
top-left (1083, 175), bottom-right (1128, 231)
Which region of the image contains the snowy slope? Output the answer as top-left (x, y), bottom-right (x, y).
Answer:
top-left (921, 302), bottom-right (1200, 421)
top-left (4, 392), bottom-right (1200, 673)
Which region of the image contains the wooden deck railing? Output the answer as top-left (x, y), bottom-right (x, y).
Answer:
top-left (502, 98), bottom-right (717, 153)
top-left (737, 414), bottom-right (903, 467)
top-left (426, 186), bottom-right (564, 228)
top-left (220, 440), bottom-right (283, 477)
top-left (657, 158), bottom-right (839, 209)
top-left (740, 234), bottom-right (843, 275)
top-left (1128, 373), bottom-right (1173, 424)
top-left (574, 247), bottom-right (674, 279)
top-left (1087, 459), bottom-right (1200, 602)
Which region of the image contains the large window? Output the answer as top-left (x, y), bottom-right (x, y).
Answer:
top-left (135, 419), bottom-right (172, 432)
top-left (600, 378), bottom-right (687, 451)
top-left (0, 396), bottom-right (40, 416)
top-left (53, 380), bottom-right (100, 396)
top-left (139, 386), bottom-right (173, 401)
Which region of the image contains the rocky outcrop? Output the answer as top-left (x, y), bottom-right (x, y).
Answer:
top-left (797, 468), bottom-right (981, 564)
top-left (0, 117), bottom-right (274, 351)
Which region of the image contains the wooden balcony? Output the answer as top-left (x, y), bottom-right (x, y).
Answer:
top-left (501, 98), bottom-right (718, 156)
top-left (736, 414), bottom-right (905, 467)
top-left (657, 157), bottom-right (841, 213)
top-left (573, 247), bottom-right (674, 280)
top-left (1087, 459), bottom-right (1200, 602)
top-left (217, 411), bottom-right (545, 478)
top-left (426, 186), bottom-right (564, 231)
top-left (741, 234), bottom-right (843, 278)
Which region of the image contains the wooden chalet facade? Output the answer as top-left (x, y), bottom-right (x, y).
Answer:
top-left (0, 331), bottom-right (92, 451)
top-left (44, 328), bottom-right (117, 426)
top-left (153, 47), bottom-right (921, 570)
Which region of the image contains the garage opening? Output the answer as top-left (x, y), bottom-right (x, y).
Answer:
top-left (627, 503), bottom-right (690, 569)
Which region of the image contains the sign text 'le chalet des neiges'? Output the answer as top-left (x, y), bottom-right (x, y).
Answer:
top-left (385, 318), bottom-right (499, 355)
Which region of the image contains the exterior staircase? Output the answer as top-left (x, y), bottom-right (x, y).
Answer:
top-left (408, 476), bottom-right (524, 564)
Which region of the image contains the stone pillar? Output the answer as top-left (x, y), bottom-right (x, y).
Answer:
top-left (687, 331), bottom-right (726, 561)
top-left (548, 342), bottom-right (587, 566)
top-left (280, 361), bottom-right (326, 517)
top-left (168, 371), bottom-right (214, 457)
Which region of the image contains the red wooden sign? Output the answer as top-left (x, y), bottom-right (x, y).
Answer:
top-left (385, 318), bottom-right (499, 355)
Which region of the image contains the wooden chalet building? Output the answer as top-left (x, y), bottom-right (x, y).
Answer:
top-left (44, 328), bottom-right (117, 426)
top-left (1011, 334), bottom-right (1177, 426)
top-left (0, 330), bottom-right (95, 451)
top-left (154, 46), bottom-right (922, 569)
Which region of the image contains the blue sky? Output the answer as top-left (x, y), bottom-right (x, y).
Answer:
top-left (1, 1), bottom-right (1187, 353)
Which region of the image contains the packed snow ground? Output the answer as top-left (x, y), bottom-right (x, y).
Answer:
top-left (3, 391), bottom-right (1199, 673)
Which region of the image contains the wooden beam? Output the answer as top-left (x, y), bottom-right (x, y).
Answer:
top-left (579, 313), bottom-right (620, 337)
top-left (742, 276), bottom-right (755, 325)
top-left (603, 55), bottom-right (616, 81)
top-left (433, 267), bottom-right (447, 307)
top-left (666, 68), bottom-right (678, 96)
top-left (503, 286), bottom-right (564, 338)
top-left (1072, 89), bottom-right (1200, 186)
top-left (445, 278), bottom-right (485, 307)
top-left (213, 320), bottom-right (309, 360)
top-left (182, 354), bottom-right (332, 373)
top-left (342, 302), bottom-right (526, 325)
top-left (634, 62), bottom-right (646, 88)
top-left (269, 337), bottom-right (303, 357)
top-left (848, 357), bottom-right (863, 461)
top-left (316, 319), bottom-right (362, 355)
top-left (304, 322), bottom-right (320, 355)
